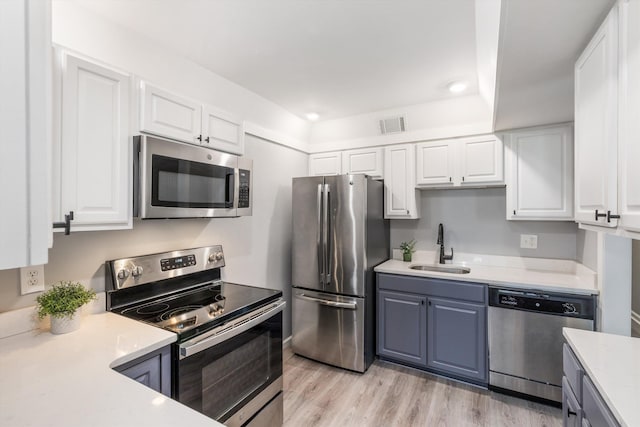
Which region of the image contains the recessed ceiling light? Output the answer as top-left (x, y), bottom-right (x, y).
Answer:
top-left (306, 112), bottom-right (320, 121)
top-left (447, 81), bottom-right (468, 94)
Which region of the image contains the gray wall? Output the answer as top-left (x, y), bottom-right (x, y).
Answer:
top-left (576, 229), bottom-right (598, 271)
top-left (0, 135), bottom-right (307, 338)
top-left (391, 188), bottom-right (579, 259)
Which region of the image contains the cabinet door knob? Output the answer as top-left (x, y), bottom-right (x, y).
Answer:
top-left (567, 408), bottom-right (577, 418)
top-left (449, 177), bottom-right (452, 182)
top-left (607, 211), bottom-right (620, 222)
top-left (513, 210), bottom-right (516, 215)
top-left (204, 136), bottom-right (210, 143)
top-left (196, 134), bottom-right (202, 142)
top-left (595, 209), bottom-right (607, 221)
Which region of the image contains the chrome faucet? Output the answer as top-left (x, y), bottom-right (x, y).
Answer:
top-left (437, 223), bottom-right (453, 264)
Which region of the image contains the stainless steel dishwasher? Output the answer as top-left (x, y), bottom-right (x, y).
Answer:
top-left (488, 287), bottom-right (596, 403)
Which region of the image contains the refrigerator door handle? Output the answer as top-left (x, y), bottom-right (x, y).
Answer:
top-left (296, 293), bottom-right (357, 310)
top-left (316, 184), bottom-right (324, 286)
top-left (323, 183), bottom-right (330, 287)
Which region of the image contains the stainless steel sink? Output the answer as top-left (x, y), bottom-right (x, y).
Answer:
top-left (409, 265), bottom-right (471, 274)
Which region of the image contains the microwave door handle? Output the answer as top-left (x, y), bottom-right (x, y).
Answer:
top-left (324, 183), bottom-right (331, 286)
top-left (317, 184), bottom-right (324, 286)
top-left (232, 168), bottom-right (239, 209)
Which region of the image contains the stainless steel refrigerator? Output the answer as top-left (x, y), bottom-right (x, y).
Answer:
top-left (291, 174), bottom-right (389, 372)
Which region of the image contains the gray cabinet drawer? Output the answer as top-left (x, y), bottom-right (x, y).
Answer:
top-left (563, 376), bottom-right (583, 427)
top-left (582, 376), bottom-right (619, 427)
top-left (378, 273), bottom-right (486, 303)
top-left (563, 344), bottom-right (584, 402)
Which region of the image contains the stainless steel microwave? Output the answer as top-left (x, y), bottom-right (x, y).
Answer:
top-left (134, 135), bottom-right (252, 219)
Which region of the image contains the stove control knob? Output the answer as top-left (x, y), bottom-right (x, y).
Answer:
top-left (209, 252), bottom-right (224, 262)
top-left (117, 269), bottom-right (130, 280)
top-left (131, 266), bottom-right (144, 277)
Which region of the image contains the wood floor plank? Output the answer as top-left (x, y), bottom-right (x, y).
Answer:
top-left (283, 355), bottom-right (562, 427)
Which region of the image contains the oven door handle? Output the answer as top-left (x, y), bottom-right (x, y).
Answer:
top-left (179, 300), bottom-right (285, 359)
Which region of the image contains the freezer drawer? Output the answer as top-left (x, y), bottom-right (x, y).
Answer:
top-left (292, 289), bottom-right (365, 372)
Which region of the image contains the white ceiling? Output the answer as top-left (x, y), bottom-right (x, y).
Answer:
top-left (74, 0), bottom-right (480, 122)
top-left (71, 0), bottom-right (616, 129)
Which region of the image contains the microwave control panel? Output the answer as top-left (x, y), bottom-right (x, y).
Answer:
top-left (238, 169), bottom-right (250, 208)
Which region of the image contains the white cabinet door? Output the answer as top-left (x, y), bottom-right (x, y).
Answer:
top-left (505, 125), bottom-right (574, 220)
top-left (342, 147), bottom-right (383, 179)
top-left (574, 5), bottom-right (618, 227)
top-left (618, 0), bottom-right (640, 233)
top-left (139, 81), bottom-right (201, 145)
top-left (309, 152), bottom-right (342, 176)
top-left (0, 0), bottom-right (51, 269)
top-left (57, 51), bottom-right (132, 231)
top-left (459, 135), bottom-right (504, 185)
top-left (416, 140), bottom-right (455, 186)
top-left (201, 104), bottom-right (244, 155)
top-left (384, 144), bottom-right (419, 219)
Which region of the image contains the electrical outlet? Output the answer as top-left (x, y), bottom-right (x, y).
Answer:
top-left (520, 234), bottom-right (538, 249)
top-left (20, 265), bottom-right (45, 295)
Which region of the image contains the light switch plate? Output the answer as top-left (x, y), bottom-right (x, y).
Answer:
top-left (20, 265), bottom-right (45, 295)
top-left (520, 234), bottom-right (538, 249)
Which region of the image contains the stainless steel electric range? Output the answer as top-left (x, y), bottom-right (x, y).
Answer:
top-left (106, 245), bottom-right (285, 427)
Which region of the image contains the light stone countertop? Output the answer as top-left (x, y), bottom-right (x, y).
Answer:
top-left (0, 312), bottom-right (221, 427)
top-left (375, 251), bottom-right (597, 295)
top-left (563, 328), bottom-right (640, 427)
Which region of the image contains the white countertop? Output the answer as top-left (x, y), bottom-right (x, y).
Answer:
top-left (0, 312), bottom-right (221, 427)
top-left (563, 328), bottom-right (640, 427)
top-left (375, 251), bottom-right (597, 295)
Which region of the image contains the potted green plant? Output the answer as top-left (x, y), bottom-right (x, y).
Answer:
top-left (399, 239), bottom-right (416, 262)
top-left (36, 281), bottom-right (96, 334)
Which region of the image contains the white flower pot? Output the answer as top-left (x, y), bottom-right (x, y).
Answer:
top-left (50, 313), bottom-right (81, 334)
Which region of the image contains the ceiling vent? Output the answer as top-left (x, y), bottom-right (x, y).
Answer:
top-left (379, 116), bottom-right (406, 135)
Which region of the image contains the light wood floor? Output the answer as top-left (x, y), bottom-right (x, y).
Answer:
top-left (282, 350), bottom-right (561, 427)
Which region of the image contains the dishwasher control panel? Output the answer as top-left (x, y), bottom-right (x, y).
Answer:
top-left (490, 288), bottom-right (595, 319)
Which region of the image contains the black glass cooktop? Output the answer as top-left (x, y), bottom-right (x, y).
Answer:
top-left (115, 281), bottom-right (281, 339)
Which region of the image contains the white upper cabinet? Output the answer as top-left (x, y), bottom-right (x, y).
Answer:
top-left (201, 105), bottom-right (244, 155)
top-left (0, 0), bottom-right (51, 269)
top-left (618, 0), bottom-right (640, 233)
top-left (139, 81), bottom-right (244, 154)
top-left (342, 147), bottom-right (384, 179)
top-left (574, 4), bottom-right (619, 228)
top-left (505, 125), bottom-right (574, 221)
top-left (309, 152), bottom-right (342, 176)
top-left (415, 135), bottom-right (503, 188)
top-left (55, 50), bottom-right (133, 231)
top-left (416, 140), bottom-right (455, 186)
top-left (384, 144), bottom-right (419, 219)
top-left (139, 81), bottom-right (201, 144)
top-left (459, 135), bottom-right (504, 185)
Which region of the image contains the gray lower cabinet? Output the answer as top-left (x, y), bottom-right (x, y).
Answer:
top-left (377, 290), bottom-right (427, 366)
top-left (427, 297), bottom-right (487, 381)
top-left (562, 344), bottom-right (619, 427)
top-left (114, 345), bottom-right (172, 396)
top-left (376, 273), bottom-right (488, 384)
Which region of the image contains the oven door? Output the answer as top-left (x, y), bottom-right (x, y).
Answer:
top-left (137, 135), bottom-right (239, 218)
top-left (175, 305), bottom-right (283, 426)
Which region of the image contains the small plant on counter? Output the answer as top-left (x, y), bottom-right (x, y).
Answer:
top-left (36, 281), bottom-right (96, 334)
top-left (399, 239), bottom-right (416, 262)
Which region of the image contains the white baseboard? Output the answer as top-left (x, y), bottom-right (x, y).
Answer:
top-left (632, 311), bottom-right (640, 338)
top-left (283, 335), bottom-right (292, 348)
